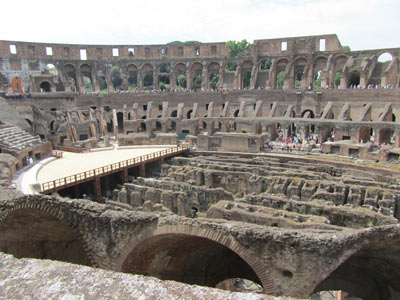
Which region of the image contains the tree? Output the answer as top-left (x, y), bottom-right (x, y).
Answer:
top-left (210, 73), bottom-right (219, 90)
top-left (177, 74), bottom-right (187, 88)
top-left (226, 40), bottom-right (251, 58)
top-left (226, 62), bottom-right (237, 72)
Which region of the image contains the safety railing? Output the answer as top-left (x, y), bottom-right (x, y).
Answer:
top-left (41, 144), bottom-right (188, 192)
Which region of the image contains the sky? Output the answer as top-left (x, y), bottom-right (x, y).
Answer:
top-left (1, 0), bottom-right (399, 51)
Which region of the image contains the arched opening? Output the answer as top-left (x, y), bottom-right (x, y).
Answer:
top-left (158, 75), bottom-right (170, 91)
top-left (233, 109), bottom-right (240, 117)
top-left (142, 64), bottom-right (154, 88)
top-left (80, 64), bottom-right (93, 92)
top-left (241, 61), bottom-right (253, 89)
top-left (155, 121), bottom-right (162, 131)
top-left (191, 62), bottom-right (203, 90)
top-left (186, 109), bottom-right (193, 119)
top-left (127, 64), bottom-right (138, 89)
top-left (175, 63), bottom-right (186, 91)
top-left (378, 128), bottom-right (395, 144)
top-left (121, 234), bottom-right (263, 289)
top-left (368, 52), bottom-right (394, 87)
top-left (171, 110), bottom-right (178, 118)
top-left (312, 239), bottom-right (400, 300)
top-left (0, 209), bottom-right (91, 266)
top-left (98, 75), bottom-right (107, 91)
top-left (65, 64), bottom-right (78, 92)
top-left (294, 58), bottom-right (307, 89)
top-left (111, 65), bottom-right (123, 90)
top-left (348, 71), bottom-right (361, 88)
top-left (40, 81), bottom-right (51, 92)
top-left (208, 62), bottom-right (220, 90)
top-left (117, 112), bottom-right (124, 133)
top-left (140, 122), bottom-right (146, 132)
top-left (313, 57), bottom-right (327, 89)
top-left (359, 127), bottom-right (373, 143)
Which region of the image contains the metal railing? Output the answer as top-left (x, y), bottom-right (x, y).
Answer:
top-left (41, 144), bottom-right (188, 193)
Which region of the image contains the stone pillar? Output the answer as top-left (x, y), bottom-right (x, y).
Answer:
top-left (106, 65), bottom-right (114, 92)
top-left (153, 65), bottom-right (158, 90)
top-left (250, 65), bottom-right (258, 89)
top-left (219, 63), bottom-right (225, 88)
top-left (201, 63), bottom-right (208, 90)
top-left (137, 69), bottom-right (143, 89)
top-left (170, 71), bottom-right (176, 91)
top-left (186, 67), bottom-right (192, 90)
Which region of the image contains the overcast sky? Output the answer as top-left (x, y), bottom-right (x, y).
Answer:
top-left (1, 0), bottom-right (399, 50)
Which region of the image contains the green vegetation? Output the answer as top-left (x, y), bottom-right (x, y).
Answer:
top-left (111, 65), bottom-right (123, 89)
top-left (260, 60), bottom-right (271, 70)
top-left (226, 39), bottom-right (251, 58)
top-left (176, 74), bottom-right (187, 89)
top-left (98, 76), bottom-right (107, 91)
top-left (335, 70), bottom-right (343, 87)
top-left (210, 73), bottom-right (220, 90)
top-left (226, 62), bottom-right (237, 72)
top-left (167, 41), bottom-right (202, 45)
top-left (277, 71), bottom-right (286, 89)
top-left (242, 71), bottom-right (251, 88)
top-left (314, 70), bottom-right (322, 88)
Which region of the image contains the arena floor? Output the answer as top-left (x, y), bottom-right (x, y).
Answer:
top-left (15, 146), bottom-right (173, 194)
top-left (36, 146), bottom-right (171, 183)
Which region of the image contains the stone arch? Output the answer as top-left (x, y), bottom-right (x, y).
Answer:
top-left (312, 233), bottom-right (400, 300)
top-left (142, 63), bottom-right (154, 87)
top-left (241, 60), bottom-right (253, 89)
top-left (348, 70), bottom-right (361, 87)
top-left (275, 58), bottom-right (289, 89)
top-left (293, 57), bottom-right (307, 88)
top-left (313, 56), bottom-right (328, 88)
top-left (174, 63), bottom-right (187, 89)
top-left (80, 63), bottom-right (93, 92)
top-left (191, 62), bottom-right (203, 89)
top-left (40, 81), bottom-right (51, 92)
top-left (208, 62), bottom-right (220, 90)
top-left (64, 63), bottom-right (78, 92)
top-left (115, 224), bottom-right (276, 295)
top-left (378, 127), bottom-right (395, 144)
top-left (359, 126), bottom-right (373, 143)
top-left (0, 202), bottom-right (95, 267)
top-left (126, 64), bottom-right (138, 87)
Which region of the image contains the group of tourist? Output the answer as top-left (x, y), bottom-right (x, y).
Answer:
top-left (261, 135), bottom-right (320, 153)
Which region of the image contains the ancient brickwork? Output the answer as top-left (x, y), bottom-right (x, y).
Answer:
top-left (0, 34), bottom-right (399, 93)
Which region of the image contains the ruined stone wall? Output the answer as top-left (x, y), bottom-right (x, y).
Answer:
top-left (1, 34), bottom-right (399, 93)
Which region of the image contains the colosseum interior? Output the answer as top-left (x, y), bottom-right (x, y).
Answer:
top-left (1, 34), bottom-right (400, 300)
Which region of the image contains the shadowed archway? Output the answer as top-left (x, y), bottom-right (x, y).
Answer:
top-left (0, 208), bottom-right (91, 266)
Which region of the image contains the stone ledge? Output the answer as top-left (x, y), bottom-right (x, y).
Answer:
top-left (0, 252), bottom-right (298, 300)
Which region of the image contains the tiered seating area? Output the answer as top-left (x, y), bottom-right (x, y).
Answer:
top-left (0, 126), bottom-right (41, 151)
